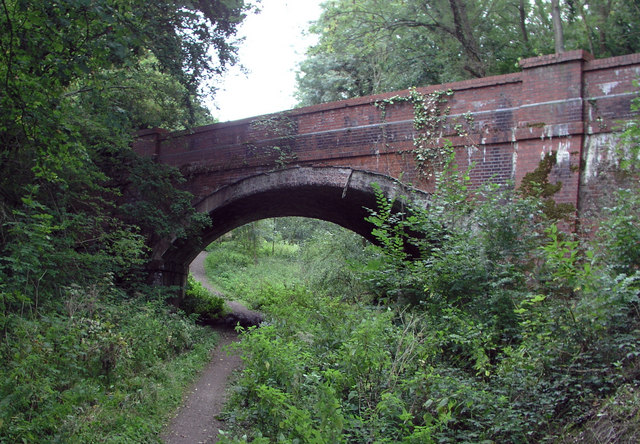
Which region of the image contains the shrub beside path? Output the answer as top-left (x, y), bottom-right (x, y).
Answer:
top-left (162, 251), bottom-right (260, 444)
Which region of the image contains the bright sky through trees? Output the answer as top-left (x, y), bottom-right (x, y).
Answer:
top-left (208, 0), bottom-right (323, 121)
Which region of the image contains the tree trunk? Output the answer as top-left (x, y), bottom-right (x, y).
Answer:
top-left (448, 0), bottom-right (485, 77)
top-left (596, 0), bottom-right (614, 56)
top-left (519, 0), bottom-right (530, 47)
top-left (577, 0), bottom-right (595, 55)
top-left (551, 0), bottom-right (565, 53)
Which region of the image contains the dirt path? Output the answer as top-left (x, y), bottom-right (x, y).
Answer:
top-left (162, 252), bottom-right (260, 444)
top-left (162, 329), bottom-right (241, 443)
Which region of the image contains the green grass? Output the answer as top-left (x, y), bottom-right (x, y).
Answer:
top-left (64, 330), bottom-right (218, 443)
top-left (203, 223), bottom-right (373, 308)
top-left (204, 241), bottom-right (305, 309)
top-left (0, 287), bottom-right (219, 443)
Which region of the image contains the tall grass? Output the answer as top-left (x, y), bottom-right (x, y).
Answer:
top-left (0, 281), bottom-right (219, 443)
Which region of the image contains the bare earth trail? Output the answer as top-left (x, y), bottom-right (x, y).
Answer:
top-left (162, 252), bottom-right (261, 444)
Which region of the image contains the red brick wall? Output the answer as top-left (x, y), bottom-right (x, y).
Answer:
top-left (134, 50), bottom-right (639, 214)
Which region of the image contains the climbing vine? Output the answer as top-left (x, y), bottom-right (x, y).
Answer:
top-left (247, 114), bottom-right (298, 169)
top-left (375, 87), bottom-right (476, 179)
top-left (376, 87), bottom-right (454, 178)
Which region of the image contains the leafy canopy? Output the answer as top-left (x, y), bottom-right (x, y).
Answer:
top-left (0, 0), bottom-right (252, 304)
top-left (296, 0), bottom-right (640, 106)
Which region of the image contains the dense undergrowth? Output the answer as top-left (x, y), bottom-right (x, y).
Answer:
top-left (0, 1), bottom-right (251, 441)
top-left (206, 152), bottom-right (640, 441)
top-left (1, 1), bottom-right (638, 441)
top-left (0, 279), bottom-right (219, 443)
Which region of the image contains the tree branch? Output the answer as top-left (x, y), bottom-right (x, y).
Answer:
top-left (2, 0), bottom-right (14, 90)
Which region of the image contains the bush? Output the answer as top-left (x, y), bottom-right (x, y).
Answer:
top-left (597, 188), bottom-right (640, 275)
top-left (0, 281), bottom-right (218, 443)
top-left (217, 160), bottom-right (640, 442)
top-left (181, 274), bottom-right (227, 320)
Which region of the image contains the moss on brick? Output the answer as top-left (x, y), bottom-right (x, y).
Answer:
top-left (519, 152), bottom-right (575, 220)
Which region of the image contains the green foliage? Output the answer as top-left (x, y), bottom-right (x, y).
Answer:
top-left (215, 156), bottom-right (640, 442)
top-left (617, 80), bottom-right (640, 173)
top-left (302, 225), bottom-right (373, 301)
top-left (0, 0), bottom-right (250, 301)
top-left (375, 88), bottom-right (456, 178)
top-left (0, 1), bottom-right (249, 441)
top-left (182, 274), bottom-right (227, 320)
top-left (597, 188), bottom-right (640, 275)
top-left (204, 230), bottom-right (306, 306)
top-left (247, 115), bottom-right (298, 169)
top-left (221, 288), bottom-right (438, 442)
top-left (518, 152), bottom-right (575, 221)
top-left (296, 0), bottom-right (502, 104)
top-left (296, 0), bottom-right (640, 106)
top-left (596, 80), bottom-right (640, 276)
top-left (203, 218), bottom-right (370, 307)
top-left (0, 281), bottom-right (218, 443)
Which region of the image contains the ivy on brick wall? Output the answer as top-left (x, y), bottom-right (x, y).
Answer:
top-left (247, 114), bottom-right (298, 170)
top-left (375, 88), bottom-right (476, 179)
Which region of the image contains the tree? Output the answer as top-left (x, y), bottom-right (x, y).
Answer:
top-left (0, 0), bottom-right (250, 305)
top-left (570, 0), bottom-right (640, 57)
top-left (296, 0), bottom-right (640, 106)
top-left (296, 0), bottom-right (538, 105)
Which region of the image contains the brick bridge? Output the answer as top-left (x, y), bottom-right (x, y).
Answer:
top-left (133, 50), bottom-right (640, 288)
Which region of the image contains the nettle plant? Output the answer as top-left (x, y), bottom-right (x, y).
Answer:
top-left (375, 87), bottom-right (476, 179)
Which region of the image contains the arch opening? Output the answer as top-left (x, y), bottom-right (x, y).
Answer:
top-left (150, 167), bottom-right (430, 289)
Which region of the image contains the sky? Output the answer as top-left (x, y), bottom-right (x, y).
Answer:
top-left (206, 0), bottom-right (324, 122)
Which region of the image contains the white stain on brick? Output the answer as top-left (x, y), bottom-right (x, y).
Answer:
top-left (556, 124), bottom-right (569, 137)
top-left (542, 123), bottom-right (569, 140)
top-left (472, 100), bottom-right (489, 109)
top-left (467, 145), bottom-right (478, 166)
top-left (540, 145), bottom-right (551, 159)
top-left (557, 141), bottom-right (571, 167)
top-left (541, 126), bottom-right (549, 140)
top-left (582, 133), bottom-right (620, 183)
top-left (583, 137), bottom-right (599, 183)
top-left (600, 81), bottom-right (619, 95)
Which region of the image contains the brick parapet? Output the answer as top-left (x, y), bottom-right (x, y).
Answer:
top-left (133, 51), bottom-right (639, 213)
top-left (518, 49), bottom-right (594, 69)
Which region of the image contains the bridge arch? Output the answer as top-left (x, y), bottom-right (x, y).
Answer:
top-left (150, 167), bottom-right (430, 289)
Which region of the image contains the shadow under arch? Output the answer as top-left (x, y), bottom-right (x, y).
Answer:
top-left (149, 166), bottom-right (430, 290)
